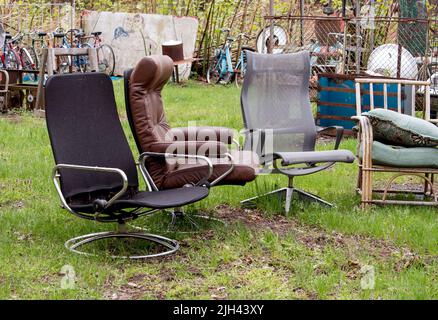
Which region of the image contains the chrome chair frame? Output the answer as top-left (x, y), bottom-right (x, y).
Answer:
top-left (52, 152), bottom-right (213, 259)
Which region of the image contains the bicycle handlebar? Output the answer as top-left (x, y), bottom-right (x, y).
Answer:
top-left (220, 29), bottom-right (252, 41)
top-left (67, 28), bottom-right (83, 34)
top-left (237, 33), bottom-right (251, 40)
top-left (8, 32), bottom-right (24, 44)
top-left (29, 31), bottom-right (53, 40)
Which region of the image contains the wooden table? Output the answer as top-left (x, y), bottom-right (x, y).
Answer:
top-left (0, 69), bottom-right (40, 110)
top-left (171, 58), bottom-right (200, 83)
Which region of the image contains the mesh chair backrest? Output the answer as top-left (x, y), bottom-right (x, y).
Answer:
top-left (45, 73), bottom-right (139, 199)
top-left (241, 51), bottom-right (317, 155)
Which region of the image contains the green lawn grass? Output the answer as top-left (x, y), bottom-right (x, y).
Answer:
top-left (1, 80), bottom-right (438, 299)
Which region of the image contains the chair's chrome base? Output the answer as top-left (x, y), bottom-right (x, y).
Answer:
top-left (132, 209), bottom-right (227, 234)
top-left (65, 223), bottom-right (179, 259)
top-left (241, 187), bottom-right (333, 213)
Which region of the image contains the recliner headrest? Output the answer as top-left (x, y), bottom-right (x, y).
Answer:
top-left (130, 55), bottom-right (174, 91)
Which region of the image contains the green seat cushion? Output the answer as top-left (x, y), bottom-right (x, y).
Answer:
top-left (360, 141), bottom-right (438, 168)
top-left (362, 108), bottom-right (438, 147)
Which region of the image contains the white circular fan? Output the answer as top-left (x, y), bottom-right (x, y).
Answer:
top-left (256, 26), bottom-right (288, 54)
top-left (367, 44), bottom-right (418, 79)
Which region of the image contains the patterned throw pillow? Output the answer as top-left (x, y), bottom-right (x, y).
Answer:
top-left (362, 109), bottom-right (438, 147)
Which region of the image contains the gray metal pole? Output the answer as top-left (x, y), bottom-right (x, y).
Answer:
top-left (355, 0), bottom-right (361, 74)
top-left (71, 0), bottom-right (76, 30)
top-left (268, 0), bottom-right (274, 53)
top-left (369, 0), bottom-right (375, 53)
top-left (300, 0), bottom-right (304, 46)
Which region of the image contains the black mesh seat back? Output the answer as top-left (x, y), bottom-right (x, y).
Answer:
top-left (45, 73), bottom-right (139, 199)
top-left (123, 68), bottom-right (142, 154)
top-left (241, 51), bottom-right (317, 156)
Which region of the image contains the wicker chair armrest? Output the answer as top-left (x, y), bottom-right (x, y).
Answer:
top-left (352, 116), bottom-right (374, 168)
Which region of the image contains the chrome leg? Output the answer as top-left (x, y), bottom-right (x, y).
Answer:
top-left (241, 181), bottom-right (333, 212)
top-left (285, 187), bottom-right (293, 213)
top-left (240, 187), bottom-right (288, 209)
top-left (64, 223), bottom-right (179, 259)
top-left (293, 188), bottom-right (334, 207)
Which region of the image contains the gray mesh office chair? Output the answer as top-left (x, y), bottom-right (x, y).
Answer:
top-left (240, 51), bottom-right (355, 212)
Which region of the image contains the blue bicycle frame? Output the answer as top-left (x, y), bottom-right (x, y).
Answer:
top-left (234, 50), bottom-right (246, 74)
top-left (213, 39), bottom-right (234, 80)
top-left (208, 30), bottom-right (253, 85)
top-left (58, 32), bottom-right (88, 69)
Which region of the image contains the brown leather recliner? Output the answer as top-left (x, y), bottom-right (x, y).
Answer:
top-left (124, 55), bottom-right (258, 190)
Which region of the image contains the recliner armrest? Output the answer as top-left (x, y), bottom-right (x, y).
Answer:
top-left (52, 164), bottom-right (129, 214)
top-left (138, 152), bottom-right (214, 190)
top-left (149, 140), bottom-right (229, 158)
top-left (316, 126), bottom-right (344, 150)
top-left (351, 115), bottom-right (374, 168)
top-left (170, 126), bottom-right (235, 145)
top-left (274, 150), bottom-right (355, 166)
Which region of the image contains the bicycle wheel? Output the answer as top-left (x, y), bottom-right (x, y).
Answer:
top-left (5, 49), bottom-right (20, 69)
top-left (234, 54), bottom-right (246, 87)
top-left (234, 48), bottom-right (254, 87)
top-left (206, 56), bottom-right (221, 84)
top-left (97, 44), bottom-right (115, 75)
top-left (234, 64), bottom-right (244, 87)
top-left (20, 47), bottom-right (38, 81)
top-left (20, 47), bottom-right (36, 70)
top-left (27, 46), bottom-right (39, 70)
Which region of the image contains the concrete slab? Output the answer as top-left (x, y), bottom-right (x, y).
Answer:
top-left (82, 10), bottom-right (198, 79)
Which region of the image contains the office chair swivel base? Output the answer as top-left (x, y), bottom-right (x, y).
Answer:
top-left (65, 223), bottom-right (179, 259)
top-left (241, 187), bottom-right (333, 213)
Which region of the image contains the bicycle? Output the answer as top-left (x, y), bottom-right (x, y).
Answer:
top-left (232, 33), bottom-right (255, 87)
top-left (27, 30), bottom-right (51, 70)
top-left (0, 33), bottom-right (19, 69)
top-left (52, 27), bottom-right (95, 73)
top-left (206, 28), bottom-right (235, 84)
top-left (93, 32), bottom-right (115, 76)
top-left (70, 29), bottom-right (93, 73)
top-left (51, 28), bottom-right (95, 73)
top-left (52, 27), bottom-right (75, 73)
top-left (207, 29), bottom-right (255, 86)
top-left (0, 32), bottom-right (36, 71)
top-left (78, 31), bottom-right (115, 76)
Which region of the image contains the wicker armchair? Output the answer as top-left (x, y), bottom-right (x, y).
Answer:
top-left (353, 78), bottom-right (437, 208)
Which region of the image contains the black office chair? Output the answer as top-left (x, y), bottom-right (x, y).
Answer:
top-left (240, 51), bottom-right (355, 212)
top-left (45, 73), bottom-right (211, 258)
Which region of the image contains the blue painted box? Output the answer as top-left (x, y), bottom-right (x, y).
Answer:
top-left (317, 74), bottom-right (412, 132)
